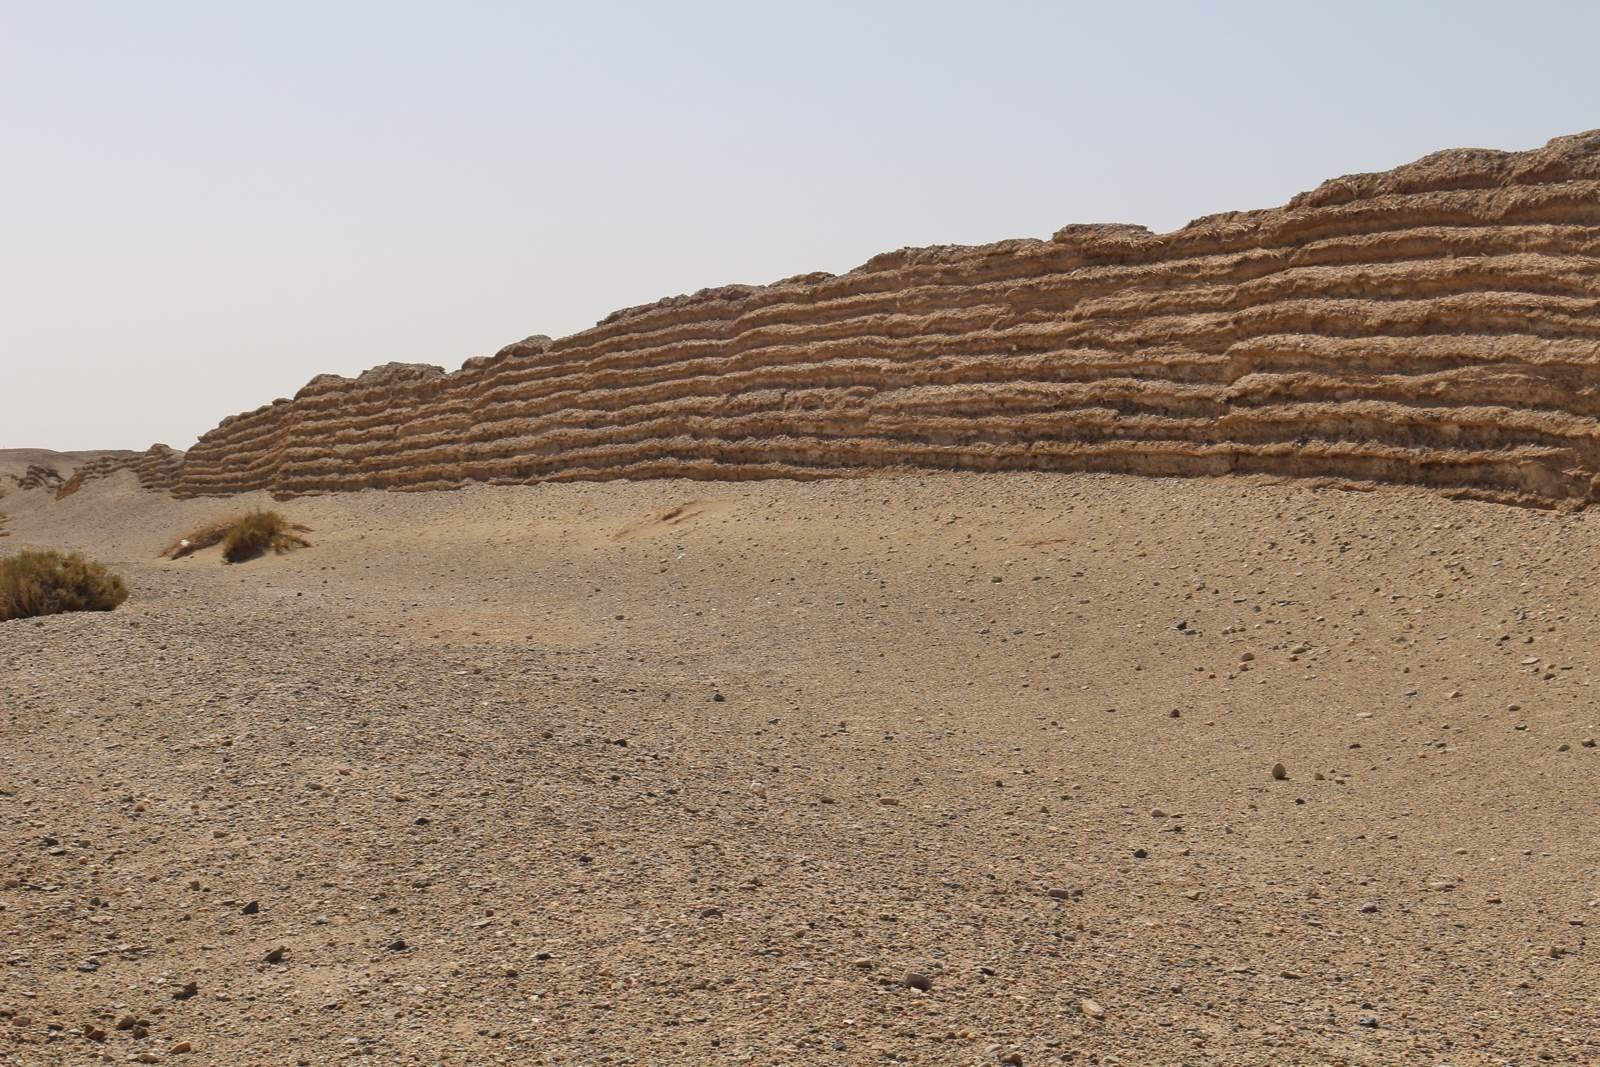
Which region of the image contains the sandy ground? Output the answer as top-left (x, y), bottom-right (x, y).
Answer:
top-left (2, 471), bottom-right (1598, 1066)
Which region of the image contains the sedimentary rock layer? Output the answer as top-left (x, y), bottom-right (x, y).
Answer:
top-left (19, 466), bottom-right (65, 493)
top-left (55, 446), bottom-right (183, 499)
top-left (117, 131), bottom-right (1600, 505)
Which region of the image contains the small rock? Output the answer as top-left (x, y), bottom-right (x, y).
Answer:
top-left (241, 901), bottom-right (259, 916)
top-left (262, 947), bottom-right (286, 964)
top-left (1080, 998), bottom-right (1105, 1019)
top-left (1358, 1015), bottom-right (1378, 1028)
top-left (901, 971), bottom-right (932, 992)
top-left (1271, 763), bottom-right (1288, 781)
top-left (1360, 902), bottom-right (1379, 914)
top-left (169, 1042), bottom-right (192, 1055)
top-left (172, 981), bottom-right (198, 1000)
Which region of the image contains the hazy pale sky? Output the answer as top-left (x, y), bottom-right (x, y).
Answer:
top-left (4, 1), bottom-right (1598, 451)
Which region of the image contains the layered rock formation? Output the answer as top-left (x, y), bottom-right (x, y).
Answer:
top-left (93, 131), bottom-right (1600, 506)
top-left (55, 445), bottom-right (184, 499)
top-left (19, 466), bottom-right (65, 493)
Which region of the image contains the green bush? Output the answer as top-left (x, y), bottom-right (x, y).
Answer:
top-left (0, 550), bottom-right (128, 621)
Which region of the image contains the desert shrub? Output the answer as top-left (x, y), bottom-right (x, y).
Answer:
top-left (164, 510), bottom-right (310, 564)
top-left (220, 510), bottom-right (310, 563)
top-left (0, 550), bottom-right (129, 621)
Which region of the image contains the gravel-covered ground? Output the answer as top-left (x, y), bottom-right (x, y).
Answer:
top-left (2, 472), bottom-right (1598, 1065)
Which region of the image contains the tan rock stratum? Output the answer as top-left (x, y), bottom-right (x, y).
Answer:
top-left (70, 129), bottom-right (1600, 507)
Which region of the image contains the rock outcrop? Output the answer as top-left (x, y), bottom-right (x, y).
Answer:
top-left (91, 131), bottom-right (1600, 506)
top-left (55, 445), bottom-right (184, 499)
top-left (19, 466), bottom-right (65, 493)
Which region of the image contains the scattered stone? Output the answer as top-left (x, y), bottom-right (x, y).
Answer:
top-left (241, 901), bottom-right (259, 915)
top-left (901, 971), bottom-right (932, 992)
top-left (262, 947), bottom-right (286, 964)
top-left (1271, 763), bottom-right (1288, 780)
top-left (1360, 902), bottom-right (1379, 914)
top-left (1080, 998), bottom-right (1105, 1019)
top-left (173, 981), bottom-right (198, 1000)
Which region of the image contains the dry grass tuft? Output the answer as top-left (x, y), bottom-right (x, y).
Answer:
top-left (166, 510), bottom-right (310, 564)
top-left (0, 550), bottom-right (129, 621)
top-left (222, 510), bottom-right (310, 563)
top-left (163, 515), bottom-right (242, 560)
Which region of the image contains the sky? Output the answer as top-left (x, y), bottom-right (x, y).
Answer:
top-left (3, 1), bottom-right (1598, 451)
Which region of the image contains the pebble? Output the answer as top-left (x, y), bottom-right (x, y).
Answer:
top-left (901, 971), bottom-right (932, 992)
top-left (1080, 998), bottom-right (1105, 1019)
top-left (1271, 763), bottom-right (1288, 780)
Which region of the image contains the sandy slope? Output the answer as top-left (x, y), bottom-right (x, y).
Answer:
top-left (2, 472), bottom-right (1597, 1065)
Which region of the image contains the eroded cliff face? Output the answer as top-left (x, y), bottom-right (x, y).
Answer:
top-left (55, 445), bottom-right (184, 499)
top-left (115, 131), bottom-right (1600, 505)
